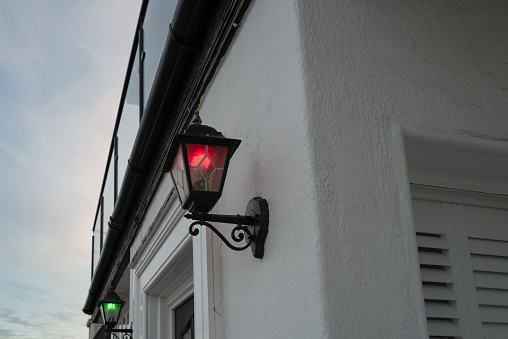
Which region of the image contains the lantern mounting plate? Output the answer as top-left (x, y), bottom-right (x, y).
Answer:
top-left (185, 197), bottom-right (269, 258)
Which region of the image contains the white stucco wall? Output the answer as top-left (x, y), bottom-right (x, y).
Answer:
top-left (198, 0), bottom-right (508, 338)
top-left (198, 0), bottom-right (326, 338)
top-left (126, 0), bottom-right (507, 338)
top-left (295, 0), bottom-right (508, 338)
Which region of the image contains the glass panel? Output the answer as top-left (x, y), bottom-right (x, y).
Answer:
top-left (186, 144), bottom-right (227, 192)
top-left (142, 0), bottom-right (178, 108)
top-left (180, 319), bottom-right (193, 339)
top-left (92, 208), bottom-right (101, 275)
top-left (103, 160), bottom-right (115, 246)
top-left (171, 146), bottom-right (189, 203)
top-left (175, 297), bottom-right (194, 339)
top-left (207, 145), bottom-right (227, 192)
top-left (103, 302), bottom-right (122, 324)
top-left (118, 44), bottom-right (140, 192)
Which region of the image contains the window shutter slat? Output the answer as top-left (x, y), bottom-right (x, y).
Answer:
top-left (422, 285), bottom-right (456, 301)
top-left (420, 268), bottom-right (454, 284)
top-left (469, 238), bottom-right (508, 257)
top-left (427, 319), bottom-right (461, 337)
top-left (418, 251), bottom-right (451, 266)
top-left (425, 302), bottom-right (460, 319)
top-left (479, 305), bottom-right (508, 324)
top-left (471, 255), bottom-right (508, 274)
top-left (416, 234), bottom-right (449, 250)
top-left (483, 323), bottom-right (508, 339)
top-left (474, 271), bottom-right (508, 290)
top-left (476, 288), bottom-right (508, 307)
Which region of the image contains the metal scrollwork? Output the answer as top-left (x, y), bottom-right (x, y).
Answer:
top-left (184, 197), bottom-right (269, 258)
top-left (105, 329), bottom-right (132, 339)
top-left (189, 220), bottom-right (253, 251)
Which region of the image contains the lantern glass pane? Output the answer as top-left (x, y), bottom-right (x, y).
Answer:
top-left (186, 144), bottom-right (228, 192)
top-left (103, 302), bottom-right (122, 324)
top-left (170, 146), bottom-right (190, 202)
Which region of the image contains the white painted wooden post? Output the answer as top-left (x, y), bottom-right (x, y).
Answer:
top-left (193, 227), bottom-right (216, 339)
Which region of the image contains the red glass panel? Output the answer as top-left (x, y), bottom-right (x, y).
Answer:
top-left (170, 146), bottom-right (189, 203)
top-left (208, 168), bottom-right (224, 192)
top-left (186, 144), bottom-right (228, 192)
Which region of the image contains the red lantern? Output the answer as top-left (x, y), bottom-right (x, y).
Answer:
top-left (165, 113), bottom-right (241, 213)
top-left (165, 112), bottom-right (269, 259)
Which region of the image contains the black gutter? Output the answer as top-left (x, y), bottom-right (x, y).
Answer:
top-left (82, 0), bottom-right (213, 315)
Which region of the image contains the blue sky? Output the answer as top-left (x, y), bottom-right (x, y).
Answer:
top-left (0, 1), bottom-right (141, 337)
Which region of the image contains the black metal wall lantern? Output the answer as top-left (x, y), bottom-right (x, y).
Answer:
top-left (98, 288), bottom-right (133, 338)
top-left (165, 112), bottom-right (269, 258)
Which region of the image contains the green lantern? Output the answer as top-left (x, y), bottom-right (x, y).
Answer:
top-left (99, 289), bottom-right (126, 329)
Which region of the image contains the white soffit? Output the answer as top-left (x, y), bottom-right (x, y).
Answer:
top-left (405, 136), bottom-right (508, 195)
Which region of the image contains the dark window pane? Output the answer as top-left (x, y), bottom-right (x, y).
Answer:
top-left (175, 297), bottom-right (194, 339)
top-left (103, 160), bottom-right (115, 246)
top-left (118, 44), bottom-right (140, 192)
top-left (92, 210), bottom-right (101, 275)
top-left (142, 0), bottom-right (178, 108)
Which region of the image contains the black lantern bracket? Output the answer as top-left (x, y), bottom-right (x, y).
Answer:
top-left (105, 328), bottom-right (133, 339)
top-left (185, 197), bottom-right (269, 258)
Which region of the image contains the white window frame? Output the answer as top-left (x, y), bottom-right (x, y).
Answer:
top-left (391, 124), bottom-right (508, 338)
top-left (130, 175), bottom-right (220, 339)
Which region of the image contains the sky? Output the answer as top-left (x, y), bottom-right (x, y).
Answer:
top-left (0, 1), bottom-right (141, 337)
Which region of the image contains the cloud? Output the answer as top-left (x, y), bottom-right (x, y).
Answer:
top-left (0, 309), bottom-right (35, 328)
top-left (0, 328), bottom-right (20, 339)
top-left (0, 0), bottom-right (142, 337)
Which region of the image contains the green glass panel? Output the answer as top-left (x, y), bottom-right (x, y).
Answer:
top-left (103, 302), bottom-right (122, 322)
top-left (107, 303), bottom-right (120, 310)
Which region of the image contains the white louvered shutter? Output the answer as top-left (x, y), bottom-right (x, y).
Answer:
top-left (454, 203), bottom-right (508, 339)
top-left (411, 186), bottom-right (508, 339)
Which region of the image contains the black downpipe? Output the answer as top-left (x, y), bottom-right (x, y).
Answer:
top-left (82, 0), bottom-right (212, 315)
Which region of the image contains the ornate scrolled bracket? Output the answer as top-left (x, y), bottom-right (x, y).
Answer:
top-left (189, 220), bottom-right (252, 251)
top-left (185, 197), bottom-right (269, 258)
top-left (106, 329), bottom-right (132, 339)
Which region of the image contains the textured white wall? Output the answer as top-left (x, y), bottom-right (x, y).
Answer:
top-left (199, 0), bottom-right (326, 338)
top-left (296, 0), bottom-right (508, 338)
top-left (199, 0), bottom-right (508, 338)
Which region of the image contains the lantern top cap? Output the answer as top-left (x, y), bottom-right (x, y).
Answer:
top-left (185, 112), bottom-right (224, 138)
top-left (99, 288), bottom-right (125, 305)
top-left (163, 111), bottom-right (241, 175)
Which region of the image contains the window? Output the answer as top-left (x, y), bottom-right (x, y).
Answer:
top-left (412, 185), bottom-right (508, 338)
top-left (175, 296), bottom-right (194, 339)
top-left (141, 0), bottom-right (178, 109)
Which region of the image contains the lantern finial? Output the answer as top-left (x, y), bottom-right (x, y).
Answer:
top-left (191, 111), bottom-right (202, 125)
